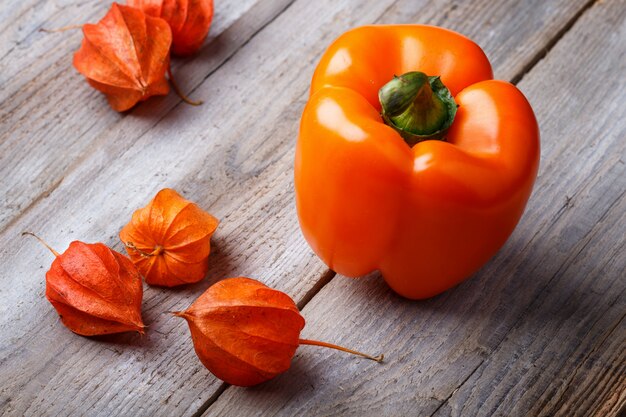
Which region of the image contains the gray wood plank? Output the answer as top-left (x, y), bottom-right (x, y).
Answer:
top-left (0, 0), bottom-right (397, 415)
top-left (0, 1), bottom-right (103, 65)
top-left (0, 1), bottom-right (310, 416)
top-left (0, 0), bottom-right (607, 416)
top-left (0, 0), bottom-right (271, 231)
top-left (206, 0), bottom-right (626, 416)
top-left (0, 0), bottom-right (593, 238)
top-left (377, 0), bottom-right (596, 82)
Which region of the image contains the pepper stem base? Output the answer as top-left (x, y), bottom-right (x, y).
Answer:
top-left (379, 71), bottom-right (457, 146)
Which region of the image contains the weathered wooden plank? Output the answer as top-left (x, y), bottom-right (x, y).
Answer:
top-left (431, 218), bottom-right (625, 417)
top-left (0, 0), bottom-right (312, 416)
top-left (0, 0), bottom-right (608, 417)
top-left (0, 0), bottom-right (399, 415)
top-left (0, 0), bottom-right (593, 235)
top-left (0, 0), bottom-right (272, 231)
top-left (378, 0), bottom-right (596, 82)
top-left (0, 1), bottom-right (102, 65)
top-left (210, 202), bottom-right (624, 416)
top-left (206, 1), bottom-right (626, 416)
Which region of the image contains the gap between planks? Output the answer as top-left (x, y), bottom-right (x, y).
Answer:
top-left (179, 0), bottom-right (298, 110)
top-left (433, 189), bottom-right (625, 416)
top-left (188, 0), bottom-right (603, 414)
top-left (509, 0), bottom-right (597, 85)
top-left (549, 307), bottom-right (626, 413)
top-left (0, 0), bottom-right (299, 238)
top-left (477, 187), bottom-right (626, 367)
top-left (188, 267), bottom-right (338, 417)
top-left (0, 0), bottom-right (605, 414)
top-left (427, 359), bottom-right (486, 417)
top-left (0, 0), bottom-right (596, 238)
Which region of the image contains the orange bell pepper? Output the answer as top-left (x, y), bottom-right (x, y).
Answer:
top-left (294, 25), bottom-right (540, 299)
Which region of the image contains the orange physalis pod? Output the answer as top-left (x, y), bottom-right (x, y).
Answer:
top-left (175, 277), bottom-right (383, 387)
top-left (73, 3), bottom-right (172, 112)
top-left (119, 188), bottom-right (219, 287)
top-left (127, 0), bottom-right (214, 56)
top-left (24, 233), bottom-right (145, 336)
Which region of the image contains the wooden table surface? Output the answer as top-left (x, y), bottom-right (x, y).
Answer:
top-left (1, 0), bottom-right (624, 416)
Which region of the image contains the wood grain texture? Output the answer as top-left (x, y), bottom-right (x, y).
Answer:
top-left (377, 0), bottom-right (596, 82)
top-left (0, 0), bottom-right (618, 416)
top-left (0, 1), bottom-right (315, 416)
top-left (0, 0), bottom-right (271, 231)
top-left (0, 0), bottom-right (593, 234)
top-left (206, 0), bottom-right (626, 416)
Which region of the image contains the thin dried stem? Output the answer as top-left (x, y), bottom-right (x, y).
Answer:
top-left (167, 66), bottom-right (203, 106)
top-left (299, 339), bottom-right (384, 362)
top-left (123, 241), bottom-right (163, 258)
top-left (40, 24), bottom-right (83, 33)
top-left (22, 232), bottom-right (60, 257)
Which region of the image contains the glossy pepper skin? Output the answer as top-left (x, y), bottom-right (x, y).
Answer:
top-left (294, 25), bottom-right (540, 299)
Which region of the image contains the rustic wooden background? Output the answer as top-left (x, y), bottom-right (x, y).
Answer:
top-left (1, 0), bottom-right (624, 416)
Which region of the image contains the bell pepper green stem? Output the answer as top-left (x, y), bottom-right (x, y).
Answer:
top-left (378, 71), bottom-right (457, 146)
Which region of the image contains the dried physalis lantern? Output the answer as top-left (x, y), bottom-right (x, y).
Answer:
top-left (24, 233), bottom-right (145, 336)
top-left (175, 277), bottom-right (383, 386)
top-left (120, 188), bottom-right (219, 287)
top-left (127, 0), bottom-right (214, 55)
top-left (73, 3), bottom-right (172, 111)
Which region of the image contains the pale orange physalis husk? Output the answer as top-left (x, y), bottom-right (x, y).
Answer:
top-left (175, 277), bottom-right (384, 387)
top-left (175, 277), bottom-right (305, 386)
top-left (119, 188), bottom-right (219, 287)
top-left (127, 0), bottom-right (214, 55)
top-left (33, 238), bottom-right (145, 336)
top-left (73, 3), bottom-right (172, 111)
